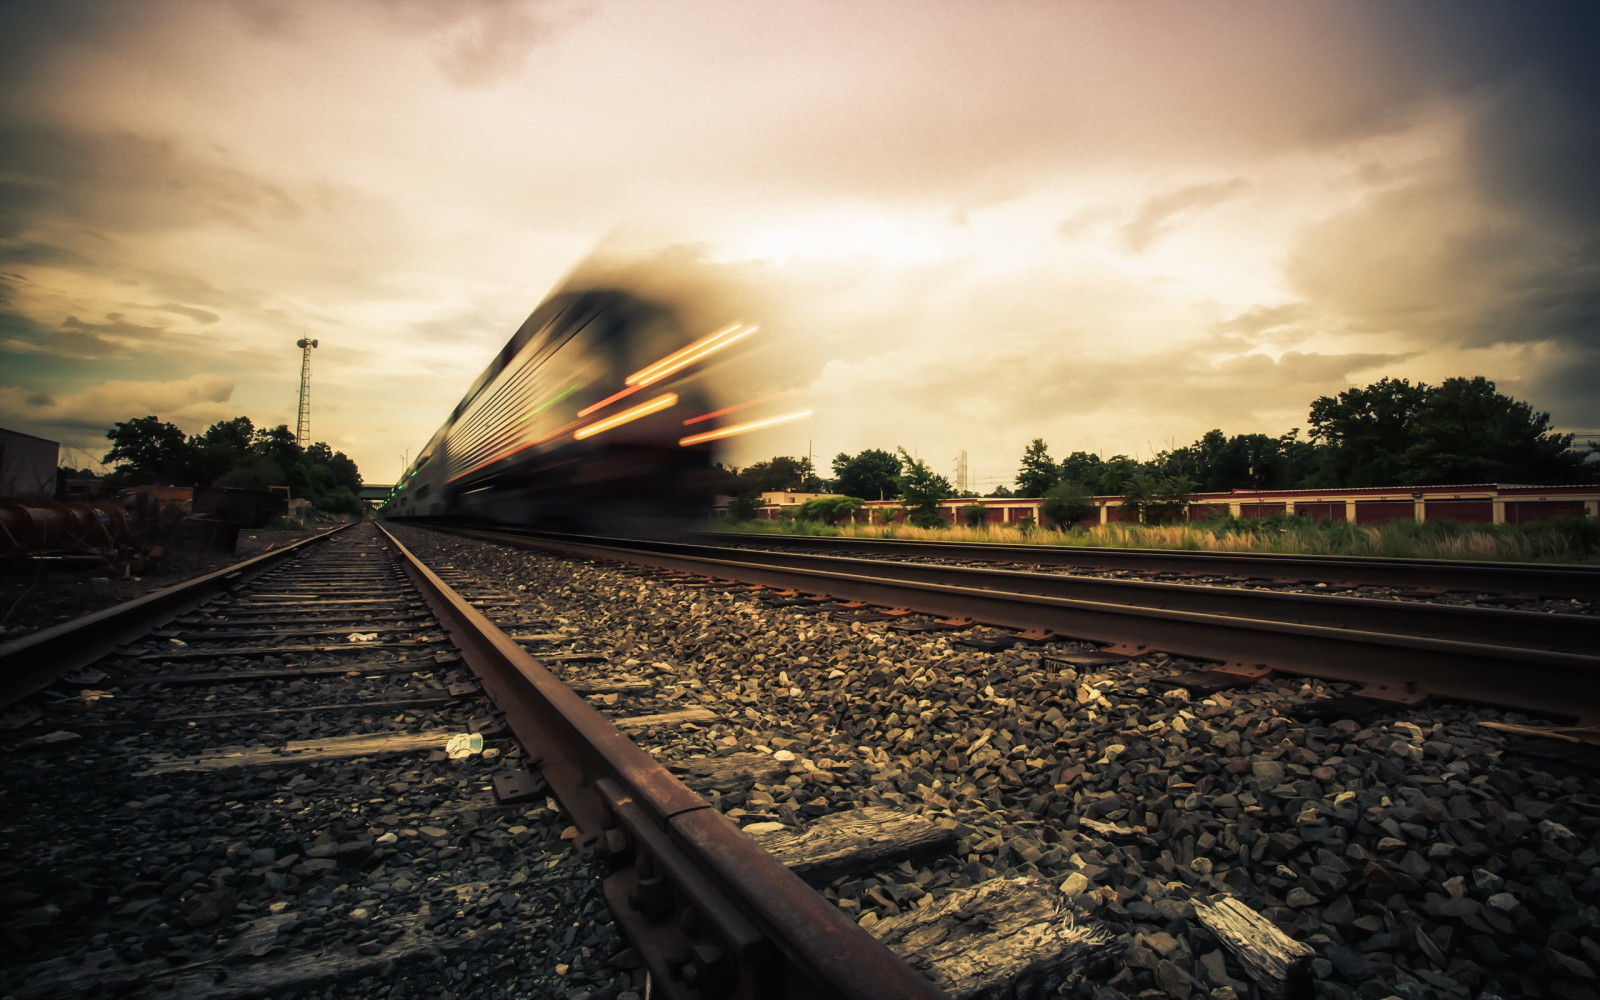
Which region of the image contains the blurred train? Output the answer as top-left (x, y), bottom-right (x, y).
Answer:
top-left (384, 282), bottom-right (747, 536)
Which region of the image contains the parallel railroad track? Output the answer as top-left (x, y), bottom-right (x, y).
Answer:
top-left (430, 527), bottom-right (1600, 727)
top-left (705, 531), bottom-right (1600, 603)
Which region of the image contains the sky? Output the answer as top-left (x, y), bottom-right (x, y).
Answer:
top-left (1, 0), bottom-right (1596, 493)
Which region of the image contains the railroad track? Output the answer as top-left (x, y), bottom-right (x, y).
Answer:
top-left (3, 523), bottom-right (1103, 1000)
top-left (377, 523), bottom-right (1600, 1000)
top-left (9, 520), bottom-right (1599, 999)
top-left (432, 526), bottom-right (1600, 726)
top-left (705, 531), bottom-right (1600, 603)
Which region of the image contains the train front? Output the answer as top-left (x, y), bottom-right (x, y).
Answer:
top-left (436, 286), bottom-right (762, 536)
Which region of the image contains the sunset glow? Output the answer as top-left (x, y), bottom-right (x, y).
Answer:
top-left (0, 2), bottom-right (1592, 491)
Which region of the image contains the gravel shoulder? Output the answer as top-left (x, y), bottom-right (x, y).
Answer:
top-left (392, 524), bottom-right (1600, 1000)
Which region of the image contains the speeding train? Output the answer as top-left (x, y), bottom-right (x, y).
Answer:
top-left (384, 283), bottom-right (745, 535)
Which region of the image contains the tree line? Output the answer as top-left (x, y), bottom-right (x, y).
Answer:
top-left (721, 376), bottom-right (1596, 525)
top-left (96, 415), bottom-right (365, 515)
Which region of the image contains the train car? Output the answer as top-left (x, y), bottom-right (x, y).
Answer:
top-left (385, 284), bottom-right (740, 535)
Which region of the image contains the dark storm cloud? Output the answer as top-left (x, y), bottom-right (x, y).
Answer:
top-left (1282, 2), bottom-right (1600, 438)
top-left (1120, 178), bottom-right (1249, 253)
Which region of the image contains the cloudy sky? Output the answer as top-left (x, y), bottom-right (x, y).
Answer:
top-left (2, 1), bottom-right (1595, 492)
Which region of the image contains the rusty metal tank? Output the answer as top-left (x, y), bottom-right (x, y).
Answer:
top-left (0, 499), bottom-right (136, 558)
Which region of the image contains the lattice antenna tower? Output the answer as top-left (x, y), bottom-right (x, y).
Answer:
top-left (295, 337), bottom-right (318, 447)
top-left (954, 450), bottom-right (969, 494)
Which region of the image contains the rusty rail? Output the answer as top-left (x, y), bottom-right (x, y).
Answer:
top-left (377, 524), bottom-right (946, 1000)
top-left (429, 525), bottom-right (1600, 725)
top-left (0, 523), bottom-right (355, 710)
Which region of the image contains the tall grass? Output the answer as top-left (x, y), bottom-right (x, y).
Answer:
top-left (711, 513), bottom-right (1600, 563)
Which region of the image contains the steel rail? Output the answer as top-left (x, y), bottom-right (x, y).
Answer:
top-left (376, 524), bottom-right (947, 1000)
top-left (0, 522), bottom-right (356, 710)
top-left (434, 526), bottom-right (1600, 724)
top-left (705, 531), bottom-right (1600, 601)
top-left (627, 535), bottom-right (1599, 654)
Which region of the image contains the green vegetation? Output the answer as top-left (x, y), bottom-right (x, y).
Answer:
top-left (712, 513), bottom-right (1600, 563)
top-left (831, 449), bottom-right (902, 500)
top-left (102, 414), bottom-right (364, 516)
top-left (997, 376), bottom-right (1594, 499)
top-left (895, 448), bottom-right (955, 528)
top-left (1039, 480), bottom-right (1093, 528)
top-left (792, 495), bottom-right (863, 524)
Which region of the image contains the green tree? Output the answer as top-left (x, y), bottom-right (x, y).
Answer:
top-left (895, 448), bottom-right (954, 528)
top-left (1015, 438), bottom-right (1058, 497)
top-left (1306, 377), bottom-right (1430, 486)
top-left (1401, 376), bottom-right (1590, 484)
top-left (831, 449), bottom-right (902, 500)
top-left (102, 416), bottom-right (195, 486)
top-left (1093, 455), bottom-right (1142, 495)
top-left (986, 483), bottom-right (1016, 498)
top-left (1059, 451), bottom-right (1103, 487)
top-left (738, 456), bottom-right (820, 492)
top-left (1039, 480), bottom-right (1094, 529)
top-left (959, 502), bottom-right (988, 527)
top-left (1307, 375), bottom-right (1592, 487)
top-left (191, 416), bottom-right (255, 484)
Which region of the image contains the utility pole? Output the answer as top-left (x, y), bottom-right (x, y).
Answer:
top-left (295, 337), bottom-right (318, 447)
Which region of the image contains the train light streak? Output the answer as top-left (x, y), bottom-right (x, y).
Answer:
top-left (627, 323), bottom-right (756, 387)
top-left (681, 390), bottom-right (791, 426)
top-left (576, 383), bottom-right (642, 418)
top-left (573, 393), bottom-right (679, 440)
top-left (678, 410), bottom-right (810, 447)
top-left (521, 384), bottom-right (580, 422)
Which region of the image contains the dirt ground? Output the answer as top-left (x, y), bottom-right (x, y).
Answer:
top-left (0, 523), bottom-right (340, 642)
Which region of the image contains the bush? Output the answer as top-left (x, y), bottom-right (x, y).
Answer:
top-left (1039, 481), bottom-right (1093, 529)
top-left (1123, 473), bottom-right (1197, 525)
top-left (726, 493), bottom-right (764, 523)
top-left (959, 503), bottom-right (988, 527)
top-left (793, 496), bottom-right (864, 524)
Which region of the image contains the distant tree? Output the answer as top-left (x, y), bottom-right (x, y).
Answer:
top-left (1059, 451), bottom-right (1104, 486)
top-left (738, 456), bottom-right (820, 492)
top-left (1039, 480), bottom-right (1094, 529)
top-left (986, 483), bottom-right (1016, 498)
top-left (1306, 375), bottom-right (1592, 486)
top-left (1093, 455), bottom-right (1143, 495)
top-left (102, 416), bottom-right (195, 486)
top-left (1306, 377), bottom-right (1430, 486)
top-left (895, 448), bottom-right (954, 528)
top-left (192, 416), bottom-right (255, 484)
top-left (1015, 438), bottom-right (1058, 497)
top-left (101, 413), bottom-right (363, 514)
top-left (831, 449), bottom-right (902, 500)
top-left (1156, 428), bottom-right (1299, 491)
top-left (1401, 376), bottom-right (1590, 484)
